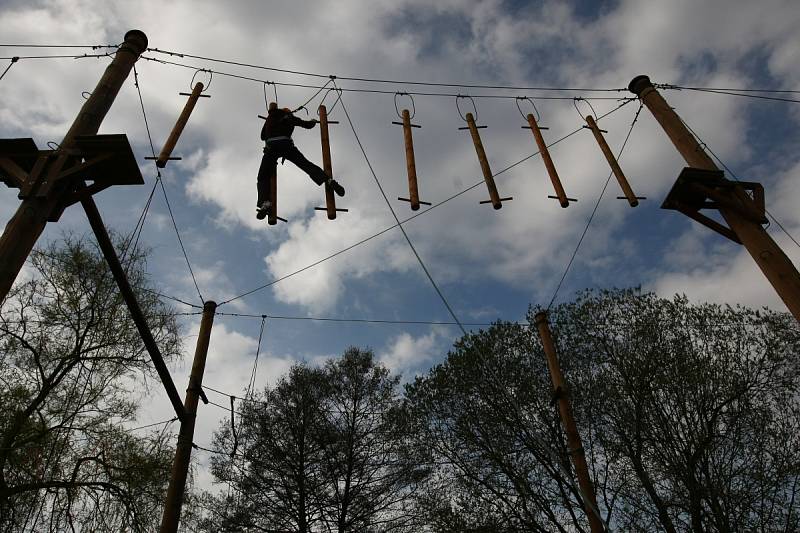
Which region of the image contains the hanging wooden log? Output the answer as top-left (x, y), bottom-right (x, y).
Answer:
top-left (146, 82), bottom-right (209, 168)
top-left (267, 166), bottom-right (278, 226)
top-left (524, 113), bottom-right (573, 208)
top-left (314, 104), bottom-right (347, 219)
top-left (584, 115), bottom-right (643, 207)
top-left (461, 112), bottom-right (511, 209)
top-left (392, 109), bottom-right (430, 210)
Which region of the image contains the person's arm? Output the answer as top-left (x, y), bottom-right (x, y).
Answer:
top-left (288, 114), bottom-right (317, 129)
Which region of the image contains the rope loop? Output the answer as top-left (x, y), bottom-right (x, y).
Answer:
top-left (394, 92), bottom-right (416, 120)
top-left (573, 97), bottom-right (598, 121)
top-left (317, 86), bottom-right (343, 116)
top-left (515, 96), bottom-right (540, 122)
top-left (190, 68), bottom-right (212, 92)
top-left (455, 94), bottom-right (478, 122)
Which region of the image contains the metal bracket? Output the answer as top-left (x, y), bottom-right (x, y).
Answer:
top-left (548, 195), bottom-right (578, 203)
top-left (179, 92), bottom-right (211, 98)
top-left (480, 196), bottom-right (513, 204)
top-left (662, 167), bottom-right (767, 243)
top-left (392, 121), bottom-right (421, 128)
top-left (459, 125), bottom-right (487, 130)
top-left (522, 125), bottom-right (549, 130)
top-left (314, 207), bottom-right (349, 213)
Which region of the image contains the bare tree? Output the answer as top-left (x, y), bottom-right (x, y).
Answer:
top-left (0, 235), bottom-right (182, 531)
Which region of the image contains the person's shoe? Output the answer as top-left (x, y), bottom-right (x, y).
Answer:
top-left (256, 201), bottom-right (272, 220)
top-left (327, 178), bottom-right (345, 197)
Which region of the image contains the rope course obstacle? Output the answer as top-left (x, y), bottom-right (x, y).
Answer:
top-left (3, 34), bottom-right (800, 533)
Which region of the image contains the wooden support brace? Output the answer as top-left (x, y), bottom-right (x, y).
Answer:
top-left (318, 104), bottom-right (339, 220)
top-left (525, 113), bottom-right (571, 208)
top-left (584, 115), bottom-right (641, 207)
top-left (155, 82), bottom-right (205, 168)
top-left (463, 112), bottom-right (504, 209)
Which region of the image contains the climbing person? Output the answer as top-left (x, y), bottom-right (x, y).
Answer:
top-left (256, 102), bottom-right (345, 219)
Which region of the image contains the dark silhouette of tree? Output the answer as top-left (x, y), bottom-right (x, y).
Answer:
top-left (406, 289), bottom-right (800, 533)
top-left (0, 235), bottom-right (182, 531)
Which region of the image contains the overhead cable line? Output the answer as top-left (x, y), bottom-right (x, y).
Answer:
top-left (145, 46), bottom-right (628, 93)
top-left (547, 101), bottom-right (644, 309)
top-left (215, 310), bottom-right (522, 327)
top-left (131, 63), bottom-right (205, 304)
top-left (138, 54), bottom-right (633, 101)
top-left (0, 56), bottom-right (18, 82)
top-left (660, 84), bottom-right (800, 104)
top-left (336, 82), bottom-right (468, 336)
top-left (218, 98), bottom-right (633, 306)
top-left (0, 43), bottom-right (118, 49)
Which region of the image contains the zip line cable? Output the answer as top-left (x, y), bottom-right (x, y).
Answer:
top-left (661, 84), bottom-right (800, 104)
top-left (131, 64), bottom-right (205, 305)
top-left (218, 98), bottom-right (634, 306)
top-left (0, 43), bottom-right (119, 49)
top-left (335, 81), bottom-right (467, 336)
top-left (547, 102), bottom-right (644, 310)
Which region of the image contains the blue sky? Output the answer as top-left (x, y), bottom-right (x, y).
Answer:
top-left (2, 0), bottom-right (800, 490)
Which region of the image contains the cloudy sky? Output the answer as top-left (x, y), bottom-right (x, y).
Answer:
top-left (2, 0), bottom-right (800, 491)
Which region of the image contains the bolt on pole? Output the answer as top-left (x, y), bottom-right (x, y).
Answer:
top-left (629, 75), bottom-right (800, 322)
top-left (534, 311), bottom-right (605, 533)
top-left (0, 30), bottom-right (148, 303)
top-left (160, 300), bottom-right (217, 533)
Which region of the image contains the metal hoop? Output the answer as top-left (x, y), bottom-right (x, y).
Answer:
top-left (394, 92), bottom-right (416, 120)
top-left (515, 96), bottom-right (541, 122)
top-left (572, 97), bottom-right (598, 120)
top-left (317, 87), bottom-right (343, 116)
top-left (455, 94), bottom-right (477, 122)
top-left (190, 69), bottom-right (212, 93)
top-left (46, 141), bottom-right (60, 151)
top-left (81, 91), bottom-right (92, 100)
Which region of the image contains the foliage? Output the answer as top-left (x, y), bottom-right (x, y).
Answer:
top-left (0, 235), bottom-right (182, 531)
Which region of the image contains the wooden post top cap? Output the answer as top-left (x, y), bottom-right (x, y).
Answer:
top-left (533, 310), bottom-right (549, 325)
top-left (122, 30), bottom-right (148, 54)
top-left (628, 75), bottom-right (653, 96)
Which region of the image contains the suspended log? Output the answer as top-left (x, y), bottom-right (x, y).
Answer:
top-left (461, 112), bottom-right (511, 209)
top-left (268, 166), bottom-right (278, 225)
top-left (148, 82), bottom-right (209, 168)
top-left (392, 109), bottom-right (429, 210)
top-left (584, 115), bottom-right (643, 207)
top-left (314, 104), bottom-right (347, 219)
top-left (524, 113), bottom-right (572, 207)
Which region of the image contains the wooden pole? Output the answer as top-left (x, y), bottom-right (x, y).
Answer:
top-left (584, 115), bottom-right (639, 207)
top-left (156, 82), bottom-right (204, 168)
top-left (318, 104), bottom-right (337, 219)
top-left (534, 311), bottom-right (604, 533)
top-left (0, 30), bottom-right (147, 303)
top-left (526, 113), bottom-right (570, 207)
top-left (465, 112), bottom-right (502, 209)
top-left (629, 75), bottom-right (800, 322)
top-left (268, 168), bottom-right (278, 226)
top-left (402, 109), bottom-right (421, 210)
top-left (160, 300), bottom-right (217, 533)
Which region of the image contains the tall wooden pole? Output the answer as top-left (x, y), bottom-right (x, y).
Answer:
top-left (0, 30), bottom-right (148, 303)
top-left (534, 311), bottom-right (604, 533)
top-left (629, 75), bottom-right (800, 322)
top-left (401, 109), bottom-right (421, 210)
top-left (160, 300), bottom-right (217, 533)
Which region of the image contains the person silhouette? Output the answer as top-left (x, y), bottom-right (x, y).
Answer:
top-left (256, 102), bottom-right (345, 219)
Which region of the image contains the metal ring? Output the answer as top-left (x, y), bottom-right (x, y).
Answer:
top-left (46, 141), bottom-right (60, 151)
top-left (573, 97), bottom-right (598, 121)
top-left (515, 96), bottom-right (540, 122)
top-left (317, 87), bottom-right (343, 116)
top-left (81, 91), bottom-right (92, 100)
top-left (190, 69), bottom-right (212, 93)
top-left (455, 94), bottom-right (477, 122)
top-left (394, 92), bottom-right (416, 120)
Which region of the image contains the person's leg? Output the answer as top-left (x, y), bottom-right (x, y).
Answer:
top-left (282, 144), bottom-right (329, 186)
